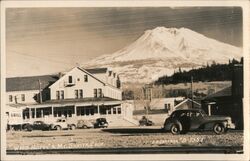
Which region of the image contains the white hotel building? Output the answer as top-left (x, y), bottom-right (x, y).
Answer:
top-left (6, 67), bottom-right (136, 128)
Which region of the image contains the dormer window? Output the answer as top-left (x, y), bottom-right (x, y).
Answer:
top-left (84, 75), bottom-right (88, 82)
top-left (21, 94), bottom-right (25, 101)
top-left (9, 95), bottom-right (13, 102)
top-left (108, 71), bottom-right (112, 76)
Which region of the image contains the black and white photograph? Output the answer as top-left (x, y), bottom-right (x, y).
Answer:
top-left (1, 1), bottom-right (249, 160)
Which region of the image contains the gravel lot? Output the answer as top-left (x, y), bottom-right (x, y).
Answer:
top-left (6, 127), bottom-right (243, 150)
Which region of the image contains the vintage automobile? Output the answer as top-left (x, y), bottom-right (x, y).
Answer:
top-left (22, 121), bottom-right (51, 131)
top-left (139, 116), bottom-right (154, 126)
top-left (163, 109), bottom-right (235, 135)
top-left (50, 118), bottom-right (69, 130)
top-left (77, 120), bottom-right (94, 129)
top-left (94, 118), bottom-right (108, 128)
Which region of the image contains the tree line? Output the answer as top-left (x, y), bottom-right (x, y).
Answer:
top-left (155, 58), bottom-right (243, 85)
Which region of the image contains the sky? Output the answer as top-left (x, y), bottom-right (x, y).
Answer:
top-left (6, 7), bottom-right (242, 77)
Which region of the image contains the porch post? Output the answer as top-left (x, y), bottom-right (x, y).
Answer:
top-left (34, 108), bottom-right (36, 118)
top-left (97, 104), bottom-right (99, 114)
top-left (29, 108), bottom-right (32, 119)
top-left (41, 109), bottom-right (44, 118)
top-left (74, 105), bottom-right (77, 117)
top-left (208, 104), bottom-right (211, 116)
top-left (51, 106), bottom-right (54, 117)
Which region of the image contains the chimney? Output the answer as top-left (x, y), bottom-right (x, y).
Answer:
top-left (58, 72), bottom-right (63, 78)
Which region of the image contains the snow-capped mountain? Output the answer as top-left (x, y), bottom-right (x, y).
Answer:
top-left (85, 27), bottom-right (242, 83)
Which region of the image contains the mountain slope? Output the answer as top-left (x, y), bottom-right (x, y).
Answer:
top-left (84, 27), bottom-right (242, 83)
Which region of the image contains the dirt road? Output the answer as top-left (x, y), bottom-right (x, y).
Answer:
top-left (6, 127), bottom-right (243, 150)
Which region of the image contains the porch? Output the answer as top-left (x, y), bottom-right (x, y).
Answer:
top-left (22, 103), bottom-right (122, 123)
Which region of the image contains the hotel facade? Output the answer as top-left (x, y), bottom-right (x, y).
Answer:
top-left (6, 67), bottom-right (136, 128)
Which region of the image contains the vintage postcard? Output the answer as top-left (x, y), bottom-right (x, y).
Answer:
top-left (1, 0), bottom-right (249, 161)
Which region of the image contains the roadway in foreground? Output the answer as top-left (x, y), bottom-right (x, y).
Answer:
top-left (6, 127), bottom-right (243, 154)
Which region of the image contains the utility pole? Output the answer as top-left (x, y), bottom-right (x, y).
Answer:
top-left (191, 76), bottom-right (194, 108)
top-left (143, 84), bottom-right (153, 118)
top-left (38, 79), bottom-right (43, 103)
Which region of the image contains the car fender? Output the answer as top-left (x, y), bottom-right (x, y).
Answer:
top-left (199, 121), bottom-right (226, 130)
top-left (174, 120), bottom-right (183, 131)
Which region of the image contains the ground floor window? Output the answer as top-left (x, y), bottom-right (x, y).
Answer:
top-left (117, 107), bottom-right (121, 114)
top-left (113, 108), bottom-right (117, 114)
top-left (54, 106), bottom-right (74, 117)
top-left (76, 106), bottom-right (97, 116)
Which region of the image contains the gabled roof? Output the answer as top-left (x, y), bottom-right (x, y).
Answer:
top-left (85, 68), bottom-right (108, 74)
top-left (6, 75), bottom-right (59, 92)
top-left (76, 67), bottom-right (106, 85)
top-left (204, 86), bottom-right (231, 100)
top-left (6, 67), bottom-right (112, 92)
top-left (174, 98), bottom-right (201, 109)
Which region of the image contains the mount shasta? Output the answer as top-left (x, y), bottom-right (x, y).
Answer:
top-left (84, 27), bottom-right (242, 83)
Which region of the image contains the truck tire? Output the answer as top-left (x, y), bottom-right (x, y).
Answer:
top-left (213, 123), bottom-right (225, 135)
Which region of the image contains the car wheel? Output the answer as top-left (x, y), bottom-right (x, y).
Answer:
top-left (70, 125), bottom-right (76, 130)
top-left (83, 125), bottom-right (87, 129)
top-left (55, 125), bottom-right (62, 131)
top-left (170, 124), bottom-right (180, 135)
top-left (213, 123), bottom-right (225, 135)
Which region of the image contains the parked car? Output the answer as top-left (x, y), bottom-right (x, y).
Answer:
top-left (94, 118), bottom-right (108, 128)
top-left (22, 121), bottom-right (51, 131)
top-left (163, 109), bottom-right (235, 135)
top-left (50, 118), bottom-right (69, 130)
top-left (77, 120), bottom-right (94, 129)
top-left (139, 116), bottom-right (154, 126)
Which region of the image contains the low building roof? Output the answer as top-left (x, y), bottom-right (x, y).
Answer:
top-left (204, 86), bottom-right (231, 100)
top-left (6, 75), bottom-right (59, 92)
top-left (174, 98), bottom-right (201, 109)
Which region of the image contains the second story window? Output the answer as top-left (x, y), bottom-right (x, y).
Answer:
top-left (60, 90), bottom-right (64, 99)
top-left (98, 88), bottom-right (102, 97)
top-left (56, 90), bottom-right (64, 100)
top-left (75, 90), bottom-right (79, 99)
top-left (84, 75), bottom-right (88, 82)
top-left (21, 94), bottom-right (25, 101)
top-left (56, 91), bottom-right (60, 100)
top-left (79, 89), bottom-right (83, 98)
top-left (94, 89), bottom-right (97, 98)
top-left (9, 95), bottom-right (13, 102)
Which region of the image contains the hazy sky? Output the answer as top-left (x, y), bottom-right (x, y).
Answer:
top-left (6, 7), bottom-right (242, 77)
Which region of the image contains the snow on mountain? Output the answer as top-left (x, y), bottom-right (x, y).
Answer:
top-left (84, 27), bottom-right (242, 83)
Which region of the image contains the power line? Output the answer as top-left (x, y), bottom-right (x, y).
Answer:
top-left (7, 49), bottom-right (74, 66)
